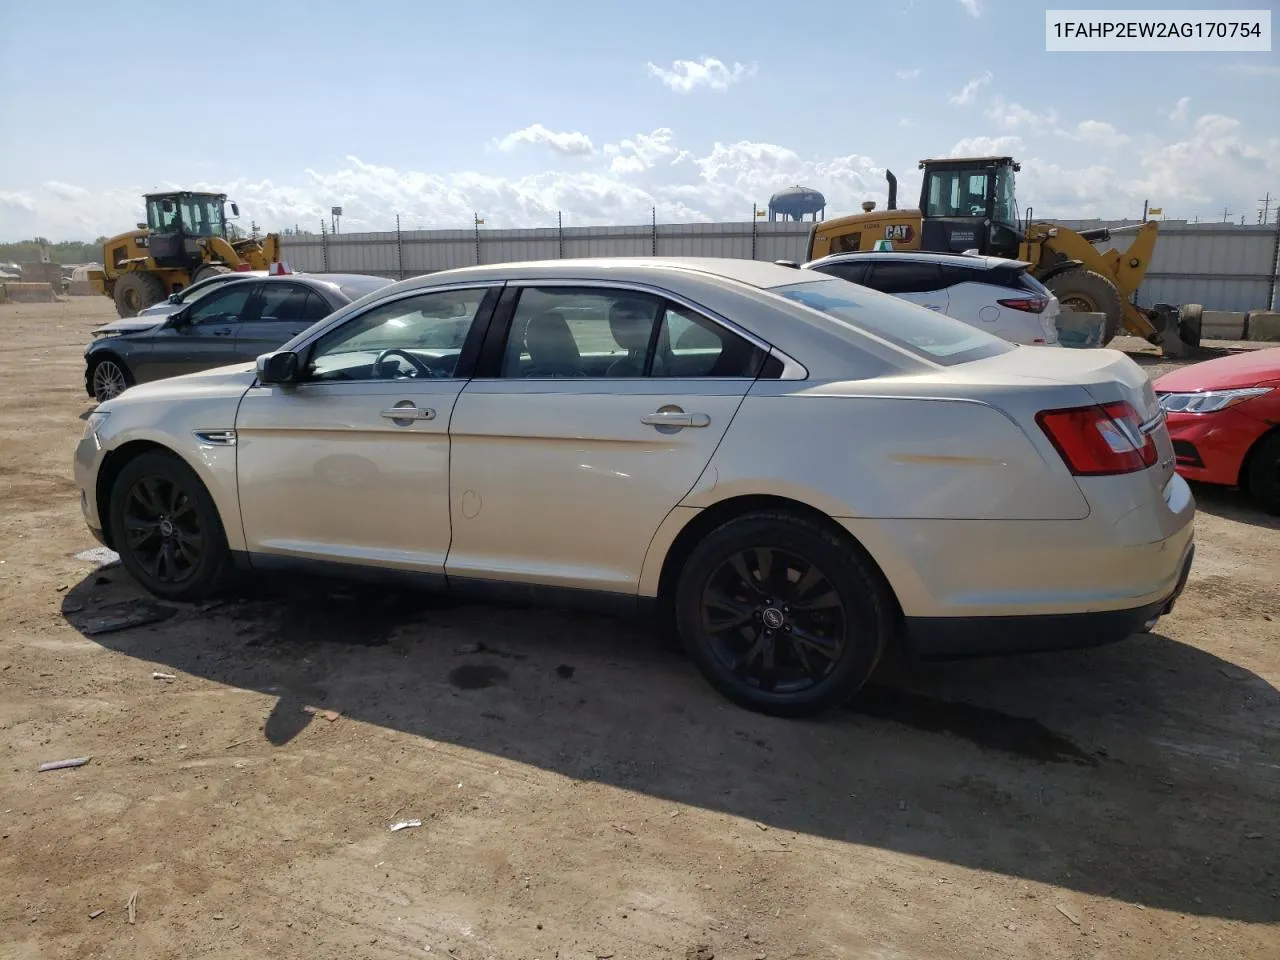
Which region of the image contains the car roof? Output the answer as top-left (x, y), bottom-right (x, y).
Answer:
top-left (803, 251), bottom-right (1031, 271)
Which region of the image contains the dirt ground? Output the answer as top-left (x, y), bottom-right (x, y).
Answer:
top-left (1, 298), bottom-right (1277, 960)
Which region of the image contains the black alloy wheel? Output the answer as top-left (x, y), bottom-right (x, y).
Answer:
top-left (675, 512), bottom-right (891, 717)
top-left (108, 451), bottom-right (230, 601)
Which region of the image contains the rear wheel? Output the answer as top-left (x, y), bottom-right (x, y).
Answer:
top-left (674, 512), bottom-right (892, 717)
top-left (89, 356), bottom-right (133, 402)
top-left (1045, 268), bottom-right (1124, 344)
top-left (1245, 433), bottom-right (1280, 515)
top-left (108, 451), bottom-right (231, 601)
top-left (191, 263), bottom-right (232, 284)
top-left (112, 271), bottom-right (166, 318)
top-left (1178, 303), bottom-right (1204, 349)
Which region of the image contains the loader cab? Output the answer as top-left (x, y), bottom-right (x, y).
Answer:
top-left (143, 191), bottom-right (239, 268)
top-left (917, 156), bottom-right (1022, 259)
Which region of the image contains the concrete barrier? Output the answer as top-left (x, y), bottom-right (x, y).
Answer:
top-left (1056, 311), bottom-right (1107, 348)
top-left (1202, 310), bottom-right (1247, 341)
top-left (0, 282), bottom-right (55, 303)
top-left (65, 280), bottom-right (94, 296)
top-left (1245, 311), bottom-right (1280, 342)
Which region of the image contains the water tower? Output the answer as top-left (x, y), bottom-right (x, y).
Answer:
top-left (768, 185), bottom-right (826, 222)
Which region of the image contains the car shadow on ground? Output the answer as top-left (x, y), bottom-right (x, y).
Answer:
top-left (1188, 481), bottom-right (1280, 529)
top-left (61, 568), bottom-right (1279, 925)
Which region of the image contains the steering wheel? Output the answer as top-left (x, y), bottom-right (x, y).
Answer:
top-left (373, 348), bottom-right (439, 378)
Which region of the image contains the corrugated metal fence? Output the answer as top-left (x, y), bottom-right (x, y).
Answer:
top-left (280, 218), bottom-right (1280, 313)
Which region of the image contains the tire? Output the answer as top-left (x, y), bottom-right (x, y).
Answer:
top-left (107, 450), bottom-right (232, 602)
top-left (674, 511), bottom-right (893, 717)
top-left (112, 271), bottom-right (166, 318)
top-left (1044, 268), bottom-right (1124, 344)
top-left (1178, 303), bottom-right (1203, 349)
top-left (191, 263), bottom-right (232, 284)
top-left (89, 355), bottom-right (133, 402)
top-left (1245, 432), bottom-right (1280, 515)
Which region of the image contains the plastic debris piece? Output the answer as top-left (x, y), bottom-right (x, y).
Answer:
top-left (1055, 904), bottom-right (1080, 925)
top-left (390, 819), bottom-right (423, 832)
top-left (39, 757), bottom-right (90, 772)
top-left (126, 890), bottom-right (137, 925)
top-left (81, 602), bottom-right (177, 636)
top-left (75, 546), bottom-right (120, 566)
top-left (152, 672), bottom-right (176, 681)
top-left (89, 909), bottom-right (104, 919)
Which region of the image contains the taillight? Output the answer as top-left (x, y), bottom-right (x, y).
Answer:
top-left (1035, 402), bottom-right (1158, 476)
top-left (997, 297), bottom-right (1048, 313)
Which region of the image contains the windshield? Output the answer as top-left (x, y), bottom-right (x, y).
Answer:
top-left (773, 277), bottom-right (1012, 366)
top-left (925, 169), bottom-right (989, 219)
top-left (144, 195), bottom-right (226, 236)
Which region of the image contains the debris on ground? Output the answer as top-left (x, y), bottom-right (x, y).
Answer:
top-left (686, 945), bottom-right (715, 960)
top-left (555, 664), bottom-right (575, 679)
top-left (1055, 904), bottom-right (1081, 925)
top-left (55, 584), bottom-right (68, 592)
top-left (1245, 832), bottom-right (1264, 839)
top-left (126, 889), bottom-right (137, 924)
top-left (454, 642), bottom-right (483, 655)
top-left (74, 546), bottom-right (119, 566)
top-left (151, 672), bottom-right (176, 682)
top-left (390, 819), bottom-right (423, 832)
top-left (79, 601), bottom-right (177, 636)
top-left (38, 757), bottom-right (90, 772)
top-left (88, 909), bottom-right (103, 919)
top-left (303, 706), bottom-right (341, 722)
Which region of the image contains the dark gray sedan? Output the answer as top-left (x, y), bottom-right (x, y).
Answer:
top-left (84, 273), bottom-right (393, 401)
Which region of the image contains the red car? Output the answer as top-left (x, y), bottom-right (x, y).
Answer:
top-left (1153, 347), bottom-right (1280, 513)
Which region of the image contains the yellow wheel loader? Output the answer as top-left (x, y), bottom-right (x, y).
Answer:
top-left (88, 191), bottom-right (281, 317)
top-left (805, 156), bottom-right (1201, 350)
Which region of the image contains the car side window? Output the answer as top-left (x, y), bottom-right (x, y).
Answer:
top-left (653, 305), bottom-right (766, 378)
top-left (937, 265), bottom-right (983, 288)
top-left (815, 261), bottom-right (869, 285)
top-left (301, 291), bottom-right (333, 320)
top-left (499, 287), bottom-right (663, 379)
top-left (185, 284), bottom-right (255, 324)
top-left (255, 283), bottom-right (315, 322)
top-left (306, 288), bottom-right (489, 382)
top-left (864, 261), bottom-right (944, 295)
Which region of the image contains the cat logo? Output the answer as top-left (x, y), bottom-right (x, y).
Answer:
top-left (884, 224), bottom-right (915, 243)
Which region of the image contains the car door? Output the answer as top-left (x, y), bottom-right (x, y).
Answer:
top-left (234, 281), bottom-right (335, 363)
top-left (445, 283), bottom-right (767, 597)
top-left (863, 260), bottom-right (949, 314)
top-left (233, 284), bottom-right (500, 575)
top-left (135, 281), bottom-right (257, 381)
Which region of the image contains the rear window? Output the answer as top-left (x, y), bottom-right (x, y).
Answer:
top-left (337, 276), bottom-right (395, 301)
top-left (772, 277), bottom-right (1014, 366)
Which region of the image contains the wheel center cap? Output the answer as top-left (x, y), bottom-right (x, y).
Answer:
top-left (761, 607), bottom-right (785, 630)
top-left (159, 518), bottom-right (175, 538)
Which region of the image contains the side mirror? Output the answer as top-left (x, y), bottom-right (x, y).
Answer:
top-left (230, 202), bottom-right (240, 217)
top-left (136, 222), bottom-right (147, 230)
top-left (168, 310), bottom-right (191, 329)
top-left (167, 292), bottom-right (182, 304)
top-left (257, 350), bottom-right (299, 385)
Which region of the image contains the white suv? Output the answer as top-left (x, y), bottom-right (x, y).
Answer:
top-left (802, 251), bottom-right (1061, 346)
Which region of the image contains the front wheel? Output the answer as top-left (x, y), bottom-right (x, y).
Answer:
top-left (89, 356), bottom-right (133, 402)
top-left (108, 451), bottom-right (231, 601)
top-left (1246, 433), bottom-right (1280, 515)
top-left (674, 512), bottom-right (893, 717)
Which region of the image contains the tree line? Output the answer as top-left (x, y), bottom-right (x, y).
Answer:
top-left (0, 238), bottom-right (108, 265)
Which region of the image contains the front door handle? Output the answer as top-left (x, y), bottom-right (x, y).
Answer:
top-left (641, 409), bottom-right (711, 429)
top-left (212, 327), bottom-right (234, 337)
top-left (380, 403), bottom-right (436, 425)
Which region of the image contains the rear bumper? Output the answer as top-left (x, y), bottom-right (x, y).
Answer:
top-left (1164, 408), bottom-right (1264, 487)
top-left (904, 542), bottom-right (1194, 658)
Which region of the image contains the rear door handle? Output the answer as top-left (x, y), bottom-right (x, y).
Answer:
top-left (380, 403), bottom-right (436, 423)
top-left (641, 410), bottom-right (711, 428)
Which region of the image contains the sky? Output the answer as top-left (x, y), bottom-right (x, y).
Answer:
top-left (1, 0), bottom-right (1277, 241)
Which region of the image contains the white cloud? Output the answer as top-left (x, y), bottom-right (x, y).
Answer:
top-left (496, 123), bottom-right (594, 157)
top-left (897, 118), bottom-right (914, 127)
top-left (3, 114), bottom-right (1277, 239)
top-left (1167, 96), bottom-right (1191, 122)
top-left (959, 0), bottom-right (982, 17)
top-left (896, 68), bottom-right (920, 80)
top-left (948, 71), bottom-right (992, 106)
top-left (985, 97), bottom-right (1059, 132)
top-left (646, 57), bottom-right (754, 93)
top-left (1072, 120), bottom-right (1130, 149)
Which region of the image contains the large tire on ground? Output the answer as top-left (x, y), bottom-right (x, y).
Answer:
top-left (88, 355), bottom-right (134, 402)
top-left (112, 271), bottom-right (166, 318)
top-left (108, 450), bottom-right (232, 602)
top-left (191, 263), bottom-right (232, 284)
top-left (1245, 432), bottom-right (1280, 515)
top-left (1044, 268), bottom-right (1125, 344)
top-left (674, 511), bottom-right (894, 717)
top-left (1178, 303), bottom-right (1204, 349)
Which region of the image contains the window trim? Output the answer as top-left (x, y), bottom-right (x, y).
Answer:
top-left (472, 278), bottom-right (806, 381)
top-left (291, 284), bottom-right (503, 384)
